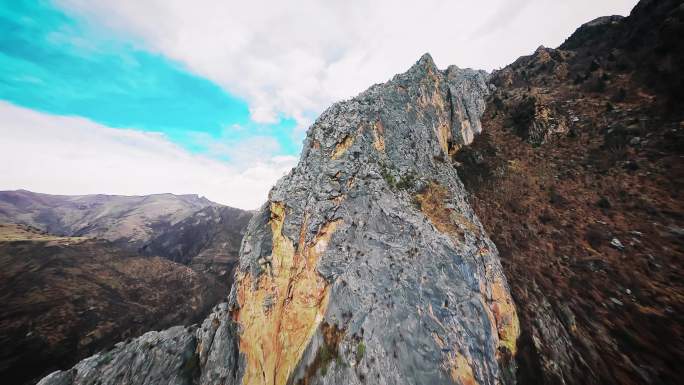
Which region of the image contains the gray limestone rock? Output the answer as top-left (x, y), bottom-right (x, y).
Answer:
top-left (234, 53), bottom-right (516, 385)
top-left (37, 304), bottom-right (239, 385)
top-left (37, 53), bottom-right (516, 385)
top-left (37, 326), bottom-right (198, 385)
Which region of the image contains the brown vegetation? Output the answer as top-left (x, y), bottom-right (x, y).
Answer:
top-left (456, 4), bottom-right (684, 383)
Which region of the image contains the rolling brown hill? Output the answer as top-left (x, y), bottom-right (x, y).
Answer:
top-left (141, 205), bottom-right (253, 280)
top-left (0, 189), bottom-right (253, 286)
top-left (0, 223), bottom-right (226, 385)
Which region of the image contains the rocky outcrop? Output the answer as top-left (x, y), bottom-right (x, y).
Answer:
top-left (444, 66), bottom-right (490, 147)
top-left (34, 303), bottom-right (238, 385)
top-left (488, 46), bottom-right (572, 145)
top-left (234, 54), bottom-right (510, 385)
top-left (37, 326), bottom-right (198, 385)
top-left (37, 303), bottom-right (240, 385)
top-left (38, 54), bottom-right (515, 385)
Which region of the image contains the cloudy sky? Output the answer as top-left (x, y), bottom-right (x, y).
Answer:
top-left (1, 0), bottom-right (635, 209)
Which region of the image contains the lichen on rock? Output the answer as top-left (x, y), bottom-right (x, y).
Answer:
top-left (235, 202), bottom-right (341, 385)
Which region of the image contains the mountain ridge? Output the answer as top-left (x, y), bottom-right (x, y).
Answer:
top-left (0, 189), bottom-right (219, 248)
top-left (456, 0), bottom-right (683, 383)
top-left (0, 189), bottom-right (253, 277)
top-left (33, 1), bottom-right (684, 384)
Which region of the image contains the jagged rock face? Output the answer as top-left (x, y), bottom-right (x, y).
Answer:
top-left (37, 326), bottom-right (198, 385)
top-left (233, 54), bottom-right (515, 385)
top-left (490, 46), bottom-right (572, 145)
top-left (445, 65), bottom-right (490, 146)
top-left (37, 55), bottom-right (515, 385)
top-left (37, 303), bottom-right (239, 385)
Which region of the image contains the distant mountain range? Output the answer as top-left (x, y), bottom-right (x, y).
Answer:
top-left (0, 189), bottom-right (253, 279)
top-left (0, 190), bottom-right (216, 248)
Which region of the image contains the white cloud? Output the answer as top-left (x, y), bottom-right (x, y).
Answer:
top-left (58, 0), bottom-right (636, 125)
top-left (0, 102), bottom-right (296, 209)
top-left (190, 131), bottom-right (285, 167)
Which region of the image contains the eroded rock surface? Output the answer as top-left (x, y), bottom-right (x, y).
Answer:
top-left (233, 54), bottom-right (512, 385)
top-left (37, 326), bottom-right (197, 385)
top-left (38, 54), bottom-right (513, 385)
top-left (37, 303), bottom-right (239, 385)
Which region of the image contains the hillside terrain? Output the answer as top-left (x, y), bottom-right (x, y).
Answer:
top-left (456, 1), bottom-right (683, 383)
top-left (32, 1), bottom-right (684, 385)
top-left (141, 205), bottom-right (253, 280)
top-left (0, 224), bottom-right (224, 385)
top-left (0, 192), bottom-right (252, 385)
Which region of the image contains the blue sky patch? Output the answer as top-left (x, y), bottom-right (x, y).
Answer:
top-left (0, 0), bottom-right (300, 158)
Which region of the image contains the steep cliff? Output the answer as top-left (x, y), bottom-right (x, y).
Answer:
top-left (38, 55), bottom-right (516, 385)
top-left (232, 56), bottom-right (510, 385)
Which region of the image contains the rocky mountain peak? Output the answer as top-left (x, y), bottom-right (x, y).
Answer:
top-left (232, 54), bottom-right (508, 385)
top-left (415, 51), bottom-right (437, 68)
top-left (298, 53), bottom-right (488, 170)
top-left (38, 53), bottom-right (512, 385)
